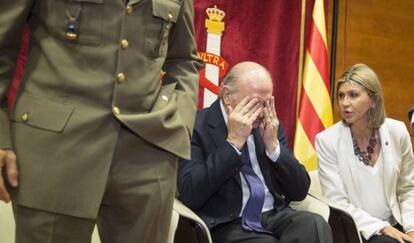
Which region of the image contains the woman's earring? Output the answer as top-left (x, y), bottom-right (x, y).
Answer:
top-left (368, 107), bottom-right (374, 119)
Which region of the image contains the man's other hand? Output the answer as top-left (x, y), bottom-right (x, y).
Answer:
top-left (0, 149), bottom-right (18, 203)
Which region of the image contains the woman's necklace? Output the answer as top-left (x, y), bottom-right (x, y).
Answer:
top-left (351, 128), bottom-right (377, 166)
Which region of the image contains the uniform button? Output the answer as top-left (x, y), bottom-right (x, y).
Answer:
top-left (210, 219), bottom-right (216, 225)
top-left (126, 5), bottom-right (133, 15)
top-left (161, 95), bottom-right (168, 102)
top-left (112, 107), bottom-right (120, 116)
top-left (21, 113), bottom-right (29, 122)
top-left (230, 213), bottom-right (235, 218)
top-left (168, 13), bottom-right (173, 22)
top-left (121, 39), bottom-right (129, 49)
top-left (117, 73), bottom-right (126, 83)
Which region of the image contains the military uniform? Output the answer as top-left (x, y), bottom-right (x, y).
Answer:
top-left (0, 0), bottom-right (202, 242)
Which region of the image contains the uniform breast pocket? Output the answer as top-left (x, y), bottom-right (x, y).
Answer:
top-left (145, 0), bottom-right (182, 57)
top-left (32, 0), bottom-right (104, 46)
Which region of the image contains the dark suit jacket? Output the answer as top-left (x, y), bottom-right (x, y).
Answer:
top-left (178, 99), bottom-right (310, 230)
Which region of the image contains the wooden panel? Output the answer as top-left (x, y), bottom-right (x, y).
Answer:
top-left (328, 0), bottom-right (414, 144)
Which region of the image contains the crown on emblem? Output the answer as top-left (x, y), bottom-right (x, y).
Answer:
top-left (206, 5), bottom-right (225, 22)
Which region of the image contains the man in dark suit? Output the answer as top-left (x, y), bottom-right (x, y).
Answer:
top-left (178, 62), bottom-right (332, 243)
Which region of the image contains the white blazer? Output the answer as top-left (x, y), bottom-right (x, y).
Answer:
top-left (316, 118), bottom-right (414, 240)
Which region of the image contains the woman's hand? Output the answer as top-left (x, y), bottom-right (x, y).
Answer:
top-left (381, 226), bottom-right (413, 243)
top-left (407, 231), bottom-right (414, 241)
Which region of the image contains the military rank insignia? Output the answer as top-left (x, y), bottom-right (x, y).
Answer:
top-left (65, 6), bottom-right (82, 41)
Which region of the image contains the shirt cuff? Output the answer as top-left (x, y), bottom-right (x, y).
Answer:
top-left (266, 141), bottom-right (280, 162)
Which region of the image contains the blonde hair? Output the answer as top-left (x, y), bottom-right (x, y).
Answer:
top-left (336, 63), bottom-right (386, 127)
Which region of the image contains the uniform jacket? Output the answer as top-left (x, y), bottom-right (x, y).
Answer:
top-left (0, 0), bottom-right (202, 218)
top-left (316, 119), bottom-right (414, 239)
top-left (178, 99), bottom-right (310, 230)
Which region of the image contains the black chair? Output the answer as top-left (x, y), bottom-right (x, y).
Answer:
top-left (329, 206), bottom-right (362, 243)
top-left (174, 216), bottom-right (211, 243)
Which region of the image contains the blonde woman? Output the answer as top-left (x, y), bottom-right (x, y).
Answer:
top-left (316, 64), bottom-right (414, 243)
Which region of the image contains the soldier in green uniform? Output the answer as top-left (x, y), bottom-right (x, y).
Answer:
top-left (0, 0), bottom-right (202, 242)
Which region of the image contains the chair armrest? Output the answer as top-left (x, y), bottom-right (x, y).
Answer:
top-left (167, 202), bottom-right (180, 243)
top-left (290, 194), bottom-right (330, 221)
top-left (171, 199), bottom-right (213, 243)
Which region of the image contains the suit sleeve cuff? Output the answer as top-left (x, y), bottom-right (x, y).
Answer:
top-left (227, 141), bottom-right (242, 155)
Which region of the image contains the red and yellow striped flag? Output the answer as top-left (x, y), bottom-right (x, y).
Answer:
top-left (294, 0), bottom-right (333, 171)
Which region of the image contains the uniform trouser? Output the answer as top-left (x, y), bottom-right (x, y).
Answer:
top-left (211, 207), bottom-right (333, 243)
top-left (13, 126), bottom-right (178, 243)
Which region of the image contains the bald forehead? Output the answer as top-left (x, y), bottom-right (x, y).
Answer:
top-left (232, 62), bottom-right (269, 76)
top-left (232, 62), bottom-right (272, 85)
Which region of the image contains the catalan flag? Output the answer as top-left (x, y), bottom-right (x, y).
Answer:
top-left (294, 0), bottom-right (333, 171)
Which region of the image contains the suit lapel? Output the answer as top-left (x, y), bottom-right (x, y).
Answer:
top-left (206, 100), bottom-right (242, 185)
top-left (338, 124), bottom-right (363, 206)
top-left (379, 123), bottom-right (395, 205)
top-left (206, 99), bottom-right (228, 148)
